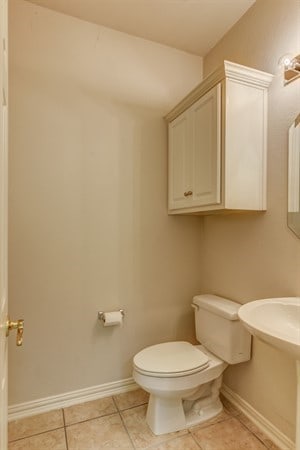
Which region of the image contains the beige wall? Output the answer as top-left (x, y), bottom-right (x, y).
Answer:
top-left (203, 0), bottom-right (300, 441)
top-left (8, 0), bottom-right (204, 404)
top-left (8, 0), bottom-right (300, 443)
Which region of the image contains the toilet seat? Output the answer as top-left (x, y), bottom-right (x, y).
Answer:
top-left (133, 341), bottom-right (209, 378)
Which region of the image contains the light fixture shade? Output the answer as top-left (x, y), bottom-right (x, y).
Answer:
top-left (278, 53), bottom-right (294, 68)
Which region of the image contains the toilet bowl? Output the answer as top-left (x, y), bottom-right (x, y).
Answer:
top-left (133, 295), bottom-right (252, 435)
top-left (133, 342), bottom-right (227, 434)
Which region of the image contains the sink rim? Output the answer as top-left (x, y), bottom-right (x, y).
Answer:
top-left (238, 297), bottom-right (300, 359)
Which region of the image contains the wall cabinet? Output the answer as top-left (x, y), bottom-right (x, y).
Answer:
top-left (166, 61), bottom-right (273, 215)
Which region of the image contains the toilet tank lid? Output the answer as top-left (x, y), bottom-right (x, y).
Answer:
top-left (192, 295), bottom-right (241, 320)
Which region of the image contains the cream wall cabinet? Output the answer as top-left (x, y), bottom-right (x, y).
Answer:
top-left (166, 61), bottom-right (273, 215)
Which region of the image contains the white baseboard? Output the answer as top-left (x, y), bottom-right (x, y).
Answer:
top-left (8, 377), bottom-right (138, 422)
top-left (221, 384), bottom-right (295, 450)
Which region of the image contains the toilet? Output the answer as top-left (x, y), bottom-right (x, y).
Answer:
top-left (133, 294), bottom-right (251, 435)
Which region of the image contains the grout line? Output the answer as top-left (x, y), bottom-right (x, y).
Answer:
top-left (65, 411), bottom-right (119, 428)
top-left (188, 431), bottom-right (203, 449)
top-left (62, 408), bottom-right (66, 427)
top-left (112, 390), bottom-right (150, 412)
top-left (112, 395), bottom-right (136, 449)
top-left (62, 395), bottom-right (120, 427)
top-left (8, 426), bottom-right (65, 443)
top-left (112, 395), bottom-right (120, 412)
top-left (62, 409), bottom-right (69, 450)
top-left (117, 407), bottom-right (136, 450)
top-left (114, 401), bottom-right (149, 413)
top-left (145, 434), bottom-right (188, 449)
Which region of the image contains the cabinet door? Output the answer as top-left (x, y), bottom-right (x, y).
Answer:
top-left (191, 83), bottom-right (221, 206)
top-left (168, 110), bottom-right (193, 210)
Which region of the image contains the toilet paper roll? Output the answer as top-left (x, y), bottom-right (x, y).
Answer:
top-left (102, 311), bottom-right (123, 327)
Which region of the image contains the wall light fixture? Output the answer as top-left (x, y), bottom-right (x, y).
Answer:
top-left (279, 53), bottom-right (300, 85)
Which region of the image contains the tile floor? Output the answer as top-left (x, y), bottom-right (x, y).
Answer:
top-left (8, 389), bottom-right (281, 449)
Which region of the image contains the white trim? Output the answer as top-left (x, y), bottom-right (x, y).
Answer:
top-left (165, 61), bottom-right (273, 122)
top-left (221, 384), bottom-right (295, 450)
top-left (224, 60), bottom-right (274, 88)
top-left (288, 122), bottom-right (300, 212)
top-left (8, 377), bottom-right (138, 422)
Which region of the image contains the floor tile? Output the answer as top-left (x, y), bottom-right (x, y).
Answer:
top-left (191, 417), bottom-right (267, 450)
top-left (64, 396), bottom-right (117, 425)
top-left (8, 428), bottom-right (67, 450)
top-left (66, 412), bottom-right (134, 449)
top-left (121, 405), bottom-right (187, 449)
top-left (236, 412), bottom-right (278, 448)
top-left (148, 434), bottom-right (200, 449)
top-left (8, 409), bottom-right (64, 442)
top-left (114, 388), bottom-right (149, 411)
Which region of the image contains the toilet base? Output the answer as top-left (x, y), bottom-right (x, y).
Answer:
top-left (146, 375), bottom-right (224, 435)
top-left (185, 397), bottom-right (223, 428)
top-left (146, 395), bottom-right (187, 436)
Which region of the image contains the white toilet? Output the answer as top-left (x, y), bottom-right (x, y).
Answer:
top-left (133, 294), bottom-right (251, 435)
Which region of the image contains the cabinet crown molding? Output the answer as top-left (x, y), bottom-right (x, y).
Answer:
top-left (165, 60), bottom-right (273, 123)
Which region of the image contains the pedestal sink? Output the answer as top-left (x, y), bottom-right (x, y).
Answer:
top-left (238, 297), bottom-right (300, 450)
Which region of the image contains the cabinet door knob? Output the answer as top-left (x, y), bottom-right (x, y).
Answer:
top-left (184, 191), bottom-right (193, 197)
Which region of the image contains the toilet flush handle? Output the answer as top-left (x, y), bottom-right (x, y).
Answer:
top-left (191, 303), bottom-right (199, 311)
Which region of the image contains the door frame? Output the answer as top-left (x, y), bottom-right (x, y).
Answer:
top-left (0, 0), bottom-right (8, 448)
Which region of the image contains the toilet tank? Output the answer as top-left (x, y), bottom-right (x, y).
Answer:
top-left (192, 294), bottom-right (251, 364)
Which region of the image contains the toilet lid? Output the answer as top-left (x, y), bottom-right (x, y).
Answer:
top-left (133, 341), bottom-right (209, 376)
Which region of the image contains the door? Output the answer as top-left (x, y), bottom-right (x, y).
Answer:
top-left (168, 110), bottom-right (193, 210)
top-left (0, 0), bottom-right (8, 448)
top-left (168, 83), bottom-right (221, 212)
top-left (192, 83), bottom-right (221, 207)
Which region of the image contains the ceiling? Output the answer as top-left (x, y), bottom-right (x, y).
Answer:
top-left (26, 0), bottom-right (255, 56)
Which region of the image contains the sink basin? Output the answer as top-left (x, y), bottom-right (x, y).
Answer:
top-left (238, 297), bottom-right (300, 359)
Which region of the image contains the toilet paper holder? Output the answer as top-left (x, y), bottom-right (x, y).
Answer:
top-left (98, 309), bottom-right (125, 322)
